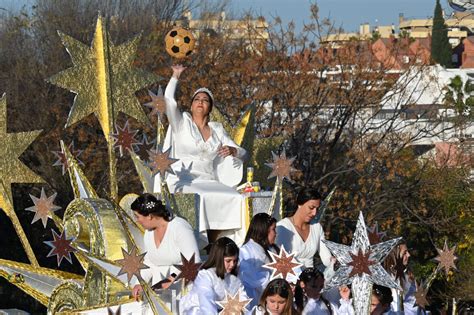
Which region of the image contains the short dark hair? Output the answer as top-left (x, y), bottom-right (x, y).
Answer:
top-left (201, 237), bottom-right (239, 279)
top-left (130, 193), bottom-right (172, 221)
top-left (295, 268), bottom-right (333, 314)
top-left (258, 278), bottom-right (293, 314)
top-left (244, 213), bottom-right (279, 260)
top-left (296, 187), bottom-right (322, 206)
top-left (372, 284), bottom-right (393, 306)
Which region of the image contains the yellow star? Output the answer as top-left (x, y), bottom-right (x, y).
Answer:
top-left (48, 16), bottom-right (159, 142)
top-left (0, 95), bottom-right (44, 212)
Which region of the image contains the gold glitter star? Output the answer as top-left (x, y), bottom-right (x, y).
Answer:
top-left (348, 248), bottom-right (375, 277)
top-left (265, 150), bottom-right (297, 181)
top-left (25, 188), bottom-right (61, 228)
top-left (44, 229), bottom-right (76, 266)
top-left (52, 141), bottom-right (84, 175)
top-left (115, 247), bottom-right (149, 283)
top-left (264, 247), bottom-right (302, 281)
top-left (47, 16), bottom-right (158, 142)
top-left (111, 120), bottom-right (140, 156)
top-left (145, 87), bottom-right (166, 117)
top-left (216, 289), bottom-right (251, 315)
top-left (147, 148), bottom-right (178, 177)
top-left (173, 253), bottom-right (202, 285)
top-left (414, 282), bottom-right (429, 309)
top-left (434, 240), bottom-right (458, 275)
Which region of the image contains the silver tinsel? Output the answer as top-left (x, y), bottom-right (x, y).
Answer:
top-left (323, 212), bottom-right (402, 315)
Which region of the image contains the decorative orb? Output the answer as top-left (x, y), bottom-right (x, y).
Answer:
top-left (448, 0), bottom-right (474, 12)
top-left (165, 27), bottom-right (196, 58)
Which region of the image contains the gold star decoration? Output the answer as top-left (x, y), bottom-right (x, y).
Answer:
top-left (414, 281), bottom-right (429, 309)
top-left (115, 247), bottom-right (149, 283)
top-left (44, 229), bottom-right (76, 266)
top-left (264, 246), bottom-right (302, 281)
top-left (0, 95), bottom-right (44, 210)
top-left (216, 289), bottom-right (251, 315)
top-left (145, 87), bottom-right (166, 117)
top-left (52, 141), bottom-right (84, 175)
top-left (434, 240), bottom-right (458, 275)
top-left (147, 148), bottom-right (178, 177)
top-left (367, 222), bottom-right (386, 245)
top-left (47, 15), bottom-right (158, 142)
top-left (25, 188), bottom-right (61, 228)
top-left (265, 150), bottom-right (297, 181)
top-left (137, 133), bottom-right (156, 161)
top-left (348, 248), bottom-right (376, 277)
top-left (173, 253), bottom-right (202, 285)
top-left (111, 120), bottom-right (140, 157)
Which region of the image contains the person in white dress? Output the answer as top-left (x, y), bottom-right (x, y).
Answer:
top-left (179, 237), bottom-right (248, 314)
top-left (275, 188), bottom-right (332, 270)
top-left (156, 65), bottom-right (247, 245)
top-left (239, 213), bottom-right (279, 309)
top-left (251, 278), bottom-right (295, 315)
top-left (129, 193), bottom-right (200, 299)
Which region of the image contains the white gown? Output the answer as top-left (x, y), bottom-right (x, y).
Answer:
top-left (238, 239), bottom-right (273, 309)
top-left (179, 268), bottom-right (248, 314)
top-left (391, 273), bottom-right (425, 315)
top-left (154, 77), bottom-right (247, 245)
top-left (139, 217), bottom-right (201, 285)
top-left (275, 218), bottom-right (332, 269)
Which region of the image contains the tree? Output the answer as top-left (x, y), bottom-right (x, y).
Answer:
top-left (431, 0), bottom-right (452, 67)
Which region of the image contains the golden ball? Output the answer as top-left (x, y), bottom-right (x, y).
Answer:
top-left (165, 27), bottom-right (195, 58)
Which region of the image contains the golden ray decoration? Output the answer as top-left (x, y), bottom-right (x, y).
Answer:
top-left (0, 94), bottom-right (44, 267)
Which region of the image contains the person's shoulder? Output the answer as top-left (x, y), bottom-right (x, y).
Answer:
top-left (276, 217), bottom-right (291, 227)
top-left (170, 216), bottom-right (193, 229)
top-left (182, 111), bottom-right (192, 120)
top-left (208, 121), bottom-right (225, 133)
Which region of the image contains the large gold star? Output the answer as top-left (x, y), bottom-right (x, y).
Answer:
top-left (0, 95), bottom-right (44, 210)
top-left (115, 247), bottom-right (148, 283)
top-left (434, 240), bottom-right (458, 275)
top-left (47, 16), bottom-right (159, 142)
top-left (216, 289), bottom-right (251, 315)
top-left (265, 150), bottom-right (297, 181)
top-left (264, 247), bottom-right (302, 281)
top-left (25, 188), bottom-right (61, 228)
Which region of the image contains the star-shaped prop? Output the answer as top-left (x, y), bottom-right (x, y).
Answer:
top-left (144, 87), bottom-right (166, 117)
top-left (137, 134), bottom-right (156, 161)
top-left (115, 247), bottom-right (148, 283)
top-left (348, 248), bottom-right (375, 277)
top-left (147, 148), bottom-right (178, 177)
top-left (216, 289), bottom-right (251, 315)
top-left (434, 240), bottom-right (458, 275)
top-left (414, 281), bottom-right (429, 309)
top-left (265, 150), bottom-right (297, 181)
top-left (263, 246), bottom-right (302, 282)
top-left (52, 141), bottom-right (84, 175)
top-left (322, 212), bottom-right (402, 315)
top-left (25, 188), bottom-right (61, 228)
top-left (393, 255), bottom-right (406, 283)
top-left (173, 253), bottom-right (202, 285)
top-left (111, 120), bottom-right (140, 156)
top-left (367, 222), bottom-right (386, 245)
top-left (44, 229), bottom-right (76, 266)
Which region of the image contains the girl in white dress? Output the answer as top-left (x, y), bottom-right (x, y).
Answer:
top-left (275, 188), bottom-right (332, 269)
top-left (239, 213), bottom-right (279, 309)
top-left (129, 193), bottom-right (200, 299)
top-left (251, 278), bottom-right (295, 315)
top-left (158, 65), bottom-right (248, 245)
top-left (179, 237), bottom-right (248, 314)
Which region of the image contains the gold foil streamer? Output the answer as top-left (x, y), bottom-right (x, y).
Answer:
top-left (0, 95), bottom-right (44, 267)
top-left (130, 151), bottom-right (154, 193)
top-left (47, 281), bottom-right (84, 314)
top-left (232, 104), bottom-right (254, 146)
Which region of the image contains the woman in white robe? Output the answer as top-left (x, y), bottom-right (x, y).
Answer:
top-left (156, 65), bottom-right (247, 245)
top-left (130, 194), bottom-right (200, 298)
top-left (275, 188), bottom-right (332, 270)
top-left (180, 237), bottom-right (248, 314)
top-left (239, 213), bottom-right (279, 309)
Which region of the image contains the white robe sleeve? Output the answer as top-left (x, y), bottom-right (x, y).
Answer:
top-left (164, 77), bottom-right (183, 132)
top-left (173, 219), bottom-right (201, 263)
top-left (193, 271), bottom-right (219, 314)
top-left (275, 220), bottom-right (295, 252)
top-left (337, 298), bottom-right (355, 315)
top-left (238, 243), bottom-right (270, 298)
top-left (317, 224), bottom-right (332, 267)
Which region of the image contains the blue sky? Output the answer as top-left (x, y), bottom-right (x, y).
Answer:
top-left (2, 0), bottom-right (453, 33)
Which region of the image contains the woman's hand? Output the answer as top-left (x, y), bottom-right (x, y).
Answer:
top-left (218, 145), bottom-right (237, 158)
top-left (132, 284), bottom-right (143, 301)
top-left (171, 64), bottom-right (186, 79)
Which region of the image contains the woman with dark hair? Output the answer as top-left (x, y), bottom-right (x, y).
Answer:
top-left (157, 64), bottom-right (248, 245)
top-left (275, 187), bottom-right (332, 269)
top-left (130, 193), bottom-right (200, 299)
top-left (239, 213), bottom-right (279, 308)
top-left (371, 285), bottom-right (395, 315)
top-left (252, 278), bottom-right (294, 315)
top-left (180, 237), bottom-right (248, 314)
